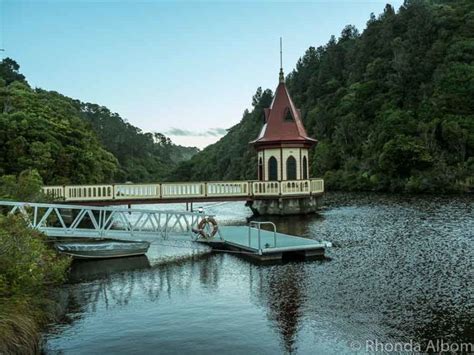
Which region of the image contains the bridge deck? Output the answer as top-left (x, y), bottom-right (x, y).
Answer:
top-left (200, 226), bottom-right (330, 262)
top-left (42, 179), bottom-right (324, 204)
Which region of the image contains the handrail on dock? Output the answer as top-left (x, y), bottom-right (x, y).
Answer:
top-left (248, 221), bottom-right (277, 252)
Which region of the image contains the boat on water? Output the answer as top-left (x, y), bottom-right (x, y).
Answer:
top-left (55, 239), bottom-right (150, 259)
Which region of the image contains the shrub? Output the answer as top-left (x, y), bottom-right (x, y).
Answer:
top-left (0, 215), bottom-right (70, 297)
top-left (0, 169), bottom-right (45, 202)
top-left (0, 214), bottom-right (70, 354)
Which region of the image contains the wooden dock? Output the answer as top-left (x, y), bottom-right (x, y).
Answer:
top-left (199, 224), bottom-right (331, 262)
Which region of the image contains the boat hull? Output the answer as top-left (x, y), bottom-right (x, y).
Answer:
top-left (55, 240), bottom-right (150, 260)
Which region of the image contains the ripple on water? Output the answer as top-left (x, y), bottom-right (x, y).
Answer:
top-left (44, 193), bottom-right (474, 354)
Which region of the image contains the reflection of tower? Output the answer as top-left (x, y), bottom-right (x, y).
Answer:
top-left (250, 264), bottom-right (307, 353)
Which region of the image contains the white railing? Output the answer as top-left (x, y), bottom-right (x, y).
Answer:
top-left (252, 181), bottom-right (281, 196)
top-left (42, 179), bottom-right (324, 202)
top-left (65, 185), bottom-right (113, 201)
top-left (281, 180), bottom-right (311, 195)
top-left (0, 200), bottom-right (211, 239)
top-left (114, 184), bottom-right (160, 200)
top-left (248, 221), bottom-right (277, 251)
top-left (310, 179), bottom-right (324, 194)
top-left (206, 181), bottom-right (249, 197)
top-left (161, 182), bottom-right (205, 198)
top-left (42, 185), bottom-right (65, 199)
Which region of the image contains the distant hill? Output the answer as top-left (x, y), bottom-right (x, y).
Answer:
top-left (0, 59), bottom-right (199, 184)
top-left (169, 0), bottom-right (473, 193)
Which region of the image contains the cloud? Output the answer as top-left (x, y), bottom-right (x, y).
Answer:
top-left (165, 127), bottom-right (228, 137)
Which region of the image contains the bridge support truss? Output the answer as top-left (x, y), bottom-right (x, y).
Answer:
top-left (0, 201), bottom-right (211, 240)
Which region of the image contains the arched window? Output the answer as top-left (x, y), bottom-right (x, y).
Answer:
top-left (284, 107), bottom-right (293, 121)
top-left (268, 156), bottom-right (278, 181)
top-left (303, 156), bottom-right (308, 179)
top-left (286, 156), bottom-right (297, 180)
top-left (258, 158), bottom-right (263, 181)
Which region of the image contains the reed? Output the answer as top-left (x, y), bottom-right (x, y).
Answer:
top-left (0, 215), bottom-right (71, 354)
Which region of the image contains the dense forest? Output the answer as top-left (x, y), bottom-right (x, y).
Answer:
top-left (170, 0), bottom-right (473, 193)
top-left (0, 59), bottom-right (198, 185)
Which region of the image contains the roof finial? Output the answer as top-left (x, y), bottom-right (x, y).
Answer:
top-left (279, 37), bottom-right (284, 83)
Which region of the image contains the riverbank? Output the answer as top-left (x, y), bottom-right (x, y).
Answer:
top-left (0, 215), bottom-right (71, 354)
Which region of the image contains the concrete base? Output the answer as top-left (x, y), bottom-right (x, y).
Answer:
top-left (247, 196), bottom-right (321, 216)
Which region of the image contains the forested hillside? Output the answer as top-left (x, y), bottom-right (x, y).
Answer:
top-left (170, 0), bottom-right (473, 193)
top-left (79, 103), bottom-right (198, 182)
top-left (0, 59), bottom-right (198, 185)
top-left (167, 87), bottom-right (273, 181)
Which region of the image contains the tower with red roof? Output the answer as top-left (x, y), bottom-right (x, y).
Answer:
top-left (250, 64), bottom-right (317, 182)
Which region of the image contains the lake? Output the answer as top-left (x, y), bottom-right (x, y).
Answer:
top-left (43, 193), bottom-right (473, 354)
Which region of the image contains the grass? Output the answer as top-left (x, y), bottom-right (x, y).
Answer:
top-left (0, 301), bottom-right (44, 354)
top-left (0, 214), bottom-right (71, 354)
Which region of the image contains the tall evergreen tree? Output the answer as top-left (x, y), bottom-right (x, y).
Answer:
top-left (171, 0), bottom-right (474, 193)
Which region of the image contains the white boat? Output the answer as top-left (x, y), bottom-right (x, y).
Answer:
top-left (55, 239), bottom-right (150, 259)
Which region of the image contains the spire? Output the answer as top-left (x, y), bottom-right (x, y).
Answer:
top-left (250, 36), bottom-right (317, 149)
top-left (279, 37), bottom-right (284, 83)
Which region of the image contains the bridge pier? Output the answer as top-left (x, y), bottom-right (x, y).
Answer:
top-left (247, 196), bottom-right (321, 216)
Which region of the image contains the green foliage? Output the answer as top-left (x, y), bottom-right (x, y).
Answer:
top-left (0, 169), bottom-right (45, 202)
top-left (0, 70), bottom-right (119, 184)
top-left (80, 103), bottom-right (199, 182)
top-left (0, 215), bottom-right (70, 298)
top-left (379, 135), bottom-right (433, 176)
top-left (170, 0), bottom-right (473, 193)
top-left (0, 58), bottom-right (26, 85)
top-left (0, 215), bottom-right (71, 354)
top-left (0, 58), bottom-right (198, 185)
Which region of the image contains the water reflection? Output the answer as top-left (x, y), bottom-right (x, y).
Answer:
top-left (45, 194), bottom-right (474, 354)
top-left (50, 253), bottom-right (315, 353)
top-left (261, 265), bottom-right (307, 353)
top-left (69, 256), bottom-right (151, 282)
top-left (251, 214), bottom-right (324, 237)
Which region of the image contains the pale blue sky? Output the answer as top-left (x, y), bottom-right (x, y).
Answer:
top-left (1, 0), bottom-right (403, 148)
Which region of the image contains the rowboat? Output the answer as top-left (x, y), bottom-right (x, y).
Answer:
top-left (55, 239), bottom-right (150, 259)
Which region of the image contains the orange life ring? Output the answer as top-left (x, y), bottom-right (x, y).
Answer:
top-left (196, 217), bottom-right (218, 239)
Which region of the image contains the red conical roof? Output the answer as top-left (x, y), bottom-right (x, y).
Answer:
top-left (250, 77), bottom-right (317, 149)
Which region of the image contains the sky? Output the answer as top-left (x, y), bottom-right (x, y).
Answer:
top-left (1, 0), bottom-right (404, 148)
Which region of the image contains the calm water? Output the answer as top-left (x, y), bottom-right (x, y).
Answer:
top-left (43, 193), bottom-right (473, 354)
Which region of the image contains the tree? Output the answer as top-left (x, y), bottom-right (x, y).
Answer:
top-left (170, 0), bottom-right (474, 193)
top-left (0, 58), bottom-right (27, 85)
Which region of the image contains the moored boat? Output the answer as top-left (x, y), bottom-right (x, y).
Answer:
top-left (55, 239), bottom-right (150, 259)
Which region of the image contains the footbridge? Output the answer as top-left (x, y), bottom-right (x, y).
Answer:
top-left (42, 179), bottom-right (324, 205)
top-left (0, 200), bottom-right (331, 261)
top-left (0, 200), bottom-right (209, 240)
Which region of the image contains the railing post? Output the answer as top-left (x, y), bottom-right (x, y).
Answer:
top-left (273, 227), bottom-right (277, 248)
top-left (248, 225), bottom-right (251, 247)
top-left (33, 205), bottom-right (38, 228)
top-left (258, 224), bottom-right (261, 252)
